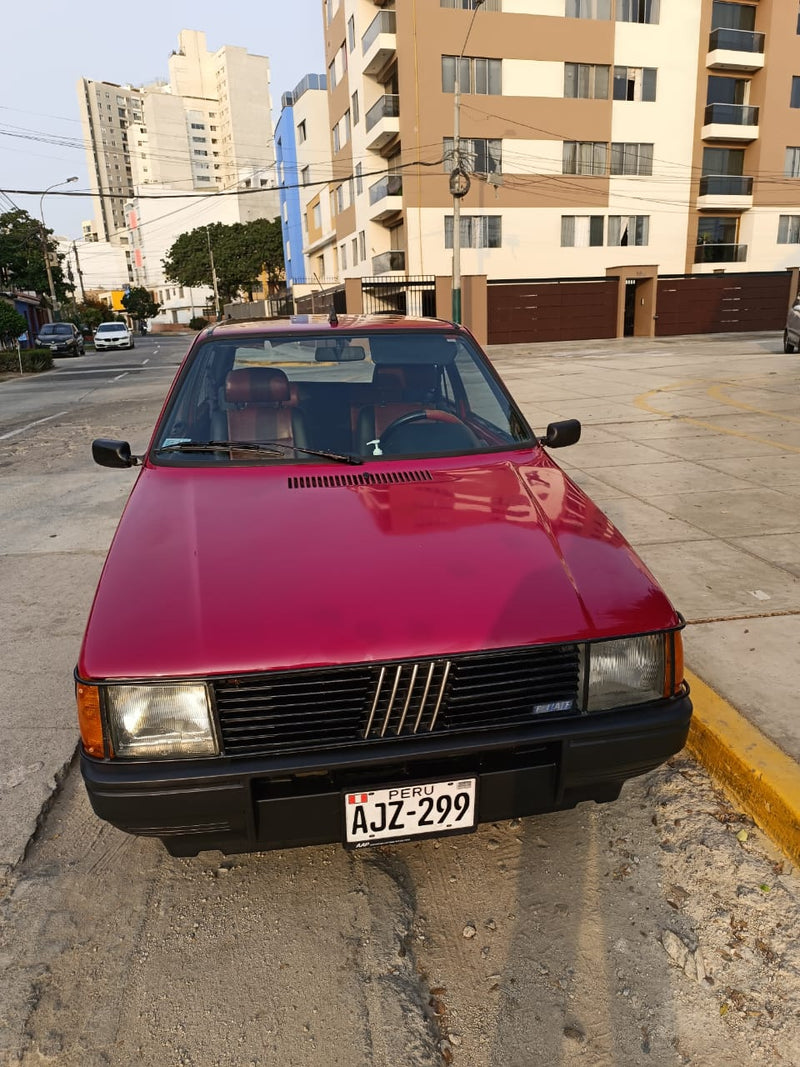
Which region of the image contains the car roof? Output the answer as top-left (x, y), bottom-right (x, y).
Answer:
top-left (203, 314), bottom-right (465, 340)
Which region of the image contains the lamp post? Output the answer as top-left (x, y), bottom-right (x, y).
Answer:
top-left (39, 177), bottom-right (78, 320)
top-left (450, 0), bottom-right (484, 325)
top-left (205, 226), bottom-right (222, 319)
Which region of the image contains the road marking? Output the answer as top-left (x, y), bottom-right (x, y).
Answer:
top-left (706, 383), bottom-right (800, 425)
top-left (113, 372), bottom-right (129, 381)
top-left (634, 380), bottom-right (800, 454)
top-left (142, 359), bottom-right (149, 365)
top-left (0, 410), bottom-right (69, 441)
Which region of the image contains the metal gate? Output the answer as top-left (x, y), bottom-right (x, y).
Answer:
top-left (361, 276), bottom-right (436, 317)
top-left (655, 272), bottom-right (792, 335)
top-left (488, 278), bottom-right (618, 344)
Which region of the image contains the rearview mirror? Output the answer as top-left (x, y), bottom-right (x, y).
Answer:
top-left (540, 420), bottom-right (581, 449)
top-left (314, 344), bottom-right (366, 362)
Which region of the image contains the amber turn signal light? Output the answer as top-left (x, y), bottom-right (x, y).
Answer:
top-left (76, 683), bottom-right (106, 758)
top-left (665, 632), bottom-right (685, 697)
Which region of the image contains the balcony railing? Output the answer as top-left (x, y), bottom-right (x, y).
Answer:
top-left (369, 174), bottom-right (403, 204)
top-left (372, 250), bottom-right (405, 274)
top-left (698, 175), bottom-right (753, 196)
top-left (694, 243), bottom-right (748, 264)
top-left (703, 103), bottom-right (759, 126)
top-left (362, 9), bottom-right (396, 54)
top-left (365, 94), bottom-right (400, 132)
top-left (708, 27), bottom-right (765, 54)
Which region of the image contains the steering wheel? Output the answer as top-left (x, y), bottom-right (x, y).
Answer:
top-left (377, 409), bottom-right (476, 452)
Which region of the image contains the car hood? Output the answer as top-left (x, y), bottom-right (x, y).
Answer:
top-left (78, 453), bottom-right (679, 679)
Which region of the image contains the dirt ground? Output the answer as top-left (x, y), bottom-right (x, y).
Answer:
top-left (0, 754), bottom-right (797, 1067)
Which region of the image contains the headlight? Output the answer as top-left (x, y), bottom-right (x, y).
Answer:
top-left (579, 634), bottom-right (669, 713)
top-left (104, 684), bottom-right (218, 759)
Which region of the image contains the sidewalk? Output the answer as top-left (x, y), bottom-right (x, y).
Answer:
top-left (489, 330), bottom-right (800, 864)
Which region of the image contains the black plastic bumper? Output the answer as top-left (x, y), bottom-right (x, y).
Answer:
top-left (80, 692), bottom-right (692, 856)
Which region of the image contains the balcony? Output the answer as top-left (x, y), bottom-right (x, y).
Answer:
top-left (362, 10), bottom-right (396, 76)
top-left (707, 28), bottom-right (765, 72)
top-left (694, 243), bottom-right (748, 264)
top-left (372, 250), bottom-right (405, 274)
top-left (365, 94), bottom-right (400, 150)
top-left (702, 103), bottom-right (759, 142)
top-left (697, 174), bottom-right (754, 211)
top-left (368, 174), bottom-right (403, 221)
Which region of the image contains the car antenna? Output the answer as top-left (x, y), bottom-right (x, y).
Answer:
top-left (313, 272), bottom-right (338, 327)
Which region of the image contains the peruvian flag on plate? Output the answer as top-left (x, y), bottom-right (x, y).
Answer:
top-left (347, 793), bottom-right (368, 804)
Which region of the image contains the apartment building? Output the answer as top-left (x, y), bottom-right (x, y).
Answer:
top-left (320, 0), bottom-right (800, 289)
top-left (78, 30), bottom-right (279, 262)
top-left (275, 74), bottom-right (334, 285)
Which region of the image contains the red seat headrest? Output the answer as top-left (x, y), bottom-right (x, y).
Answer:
top-left (226, 367), bottom-right (290, 404)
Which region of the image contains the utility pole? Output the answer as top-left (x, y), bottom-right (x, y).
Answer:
top-left (450, 0), bottom-right (484, 325)
top-left (206, 227), bottom-right (221, 318)
top-left (72, 240), bottom-right (86, 303)
top-left (39, 177), bottom-right (78, 320)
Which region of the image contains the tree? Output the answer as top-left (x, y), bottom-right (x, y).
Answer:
top-left (162, 217), bottom-right (286, 307)
top-left (0, 300), bottom-right (27, 348)
top-left (65, 297), bottom-right (116, 333)
top-left (122, 286), bottom-right (161, 321)
top-left (0, 209), bottom-right (71, 303)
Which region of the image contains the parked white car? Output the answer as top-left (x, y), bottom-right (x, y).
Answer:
top-left (94, 322), bottom-right (134, 350)
top-left (784, 297), bottom-right (800, 353)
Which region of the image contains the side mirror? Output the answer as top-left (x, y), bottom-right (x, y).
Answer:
top-left (92, 438), bottom-right (138, 468)
top-left (540, 419), bottom-right (581, 449)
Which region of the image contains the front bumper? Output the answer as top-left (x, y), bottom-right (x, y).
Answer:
top-left (80, 691), bottom-right (692, 856)
top-left (95, 339), bottom-right (131, 348)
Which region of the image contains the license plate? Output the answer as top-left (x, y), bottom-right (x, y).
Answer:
top-left (50, 344), bottom-right (59, 350)
top-left (344, 777), bottom-right (477, 848)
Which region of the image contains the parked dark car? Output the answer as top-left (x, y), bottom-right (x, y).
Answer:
top-left (35, 322), bottom-right (84, 356)
top-left (77, 315), bottom-right (691, 857)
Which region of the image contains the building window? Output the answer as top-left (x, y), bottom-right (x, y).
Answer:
top-left (566, 0), bottom-right (611, 18)
top-left (352, 237), bottom-right (359, 263)
top-left (297, 120), bottom-right (307, 143)
top-left (301, 166), bottom-right (310, 185)
top-left (443, 137), bottom-right (502, 173)
top-left (336, 184), bottom-right (345, 213)
top-left (792, 77), bottom-right (800, 108)
top-left (312, 203), bottom-right (322, 228)
top-left (356, 162), bottom-right (363, 195)
top-left (617, 0), bottom-right (659, 23)
top-left (610, 142), bottom-right (653, 175)
top-left (778, 215), bottom-right (800, 243)
top-left (340, 243), bottom-right (347, 269)
top-left (565, 63), bottom-right (610, 99)
top-left (785, 147), bottom-right (800, 177)
top-left (359, 231), bottom-right (366, 261)
top-left (333, 125), bottom-right (340, 153)
top-left (348, 14), bottom-right (355, 51)
top-left (328, 59), bottom-right (337, 90)
top-left (442, 56), bottom-right (502, 95)
top-left (343, 109), bottom-right (351, 144)
top-left (608, 215), bottom-right (649, 245)
top-left (191, 122), bottom-right (205, 130)
top-left (352, 90), bottom-right (360, 126)
top-left (192, 137), bottom-right (207, 143)
top-left (561, 216), bottom-right (604, 247)
top-left (563, 141), bottom-right (608, 175)
top-left (613, 66), bottom-right (657, 101)
top-left (441, 0), bottom-right (500, 8)
top-left (444, 215), bottom-right (502, 248)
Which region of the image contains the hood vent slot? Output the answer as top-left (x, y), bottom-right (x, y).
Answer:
top-left (288, 470), bottom-right (433, 489)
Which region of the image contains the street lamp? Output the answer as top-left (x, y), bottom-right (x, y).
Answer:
top-left (39, 176), bottom-right (78, 320)
top-left (451, 0), bottom-right (484, 325)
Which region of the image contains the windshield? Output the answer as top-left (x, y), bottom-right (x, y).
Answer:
top-left (40, 324), bottom-right (71, 335)
top-left (152, 329), bottom-right (533, 464)
top-left (97, 323), bottom-right (127, 333)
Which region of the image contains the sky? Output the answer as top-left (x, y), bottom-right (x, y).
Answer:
top-left (0, 0), bottom-right (326, 240)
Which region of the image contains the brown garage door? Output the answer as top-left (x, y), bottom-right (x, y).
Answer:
top-left (655, 272), bottom-right (791, 336)
top-left (487, 279), bottom-right (618, 345)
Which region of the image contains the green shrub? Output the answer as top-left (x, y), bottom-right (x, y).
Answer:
top-left (189, 316), bottom-right (210, 331)
top-left (0, 348), bottom-right (55, 374)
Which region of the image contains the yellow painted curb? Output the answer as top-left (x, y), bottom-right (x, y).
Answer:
top-left (685, 668), bottom-right (800, 867)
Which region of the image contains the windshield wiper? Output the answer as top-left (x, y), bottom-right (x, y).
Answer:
top-left (155, 440), bottom-right (363, 465)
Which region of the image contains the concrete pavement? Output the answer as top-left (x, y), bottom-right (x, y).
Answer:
top-left (489, 330), bottom-right (800, 865)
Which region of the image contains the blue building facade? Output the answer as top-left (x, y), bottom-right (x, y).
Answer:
top-left (275, 73), bottom-right (326, 288)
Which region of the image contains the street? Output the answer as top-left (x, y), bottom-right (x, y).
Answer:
top-left (0, 331), bottom-right (798, 1066)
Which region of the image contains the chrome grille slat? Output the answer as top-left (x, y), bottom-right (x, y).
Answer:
top-left (213, 645), bottom-right (580, 757)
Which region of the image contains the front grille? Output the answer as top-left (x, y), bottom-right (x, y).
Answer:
top-left (213, 644), bottom-right (579, 758)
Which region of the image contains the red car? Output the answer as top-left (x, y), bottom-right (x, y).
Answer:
top-left (76, 315), bottom-right (691, 856)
